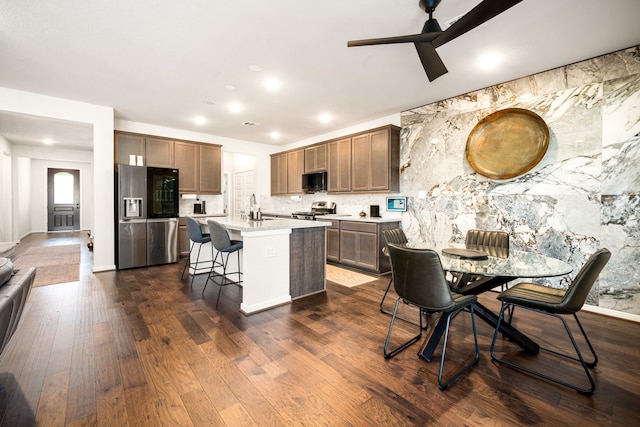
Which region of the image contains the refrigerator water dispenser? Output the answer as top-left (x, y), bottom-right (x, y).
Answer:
top-left (124, 197), bottom-right (143, 217)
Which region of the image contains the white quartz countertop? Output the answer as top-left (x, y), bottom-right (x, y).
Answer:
top-left (198, 216), bottom-right (330, 233)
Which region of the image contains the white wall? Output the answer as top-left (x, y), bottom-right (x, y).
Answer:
top-left (0, 134), bottom-right (12, 242)
top-left (0, 87), bottom-right (114, 271)
top-left (12, 145), bottom-right (93, 234)
top-left (14, 157), bottom-right (31, 240)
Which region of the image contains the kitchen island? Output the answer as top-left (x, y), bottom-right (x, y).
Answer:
top-left (195, 216), bottom-right (330, 315)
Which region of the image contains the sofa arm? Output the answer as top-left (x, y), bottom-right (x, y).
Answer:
top-left (0, 266), bottom-right (36, 354)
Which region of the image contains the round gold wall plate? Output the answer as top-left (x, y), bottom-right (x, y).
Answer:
top-left (466, 108), bottom-right (550, 179)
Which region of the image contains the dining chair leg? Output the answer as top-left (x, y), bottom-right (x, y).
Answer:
top-left (383, 297), bottom-right (424, 359)
top-left (490, 303), bottom-right (597, 395)
top-left (437, 305), bottom-right (479, 390)
top-left (380, 277), bottom-right (430, 328)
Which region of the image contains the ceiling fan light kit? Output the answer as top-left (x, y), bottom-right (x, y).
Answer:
top-left (347, 0), bottom-right (523, 82)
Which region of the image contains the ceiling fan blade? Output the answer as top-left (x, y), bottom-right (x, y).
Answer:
top-left (433, 0), bottom-right (523, 48)
top-left (348, 32), bottom-right (441, 47)
top-left (414, 42), bottom-right (448, 82)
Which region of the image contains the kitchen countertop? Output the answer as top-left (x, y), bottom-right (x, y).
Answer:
top-left (197, 216), bottom-right (331, 233)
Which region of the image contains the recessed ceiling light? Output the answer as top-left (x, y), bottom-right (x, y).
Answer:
top-left (204, 100), bottom-right (216, 105)
top-left (193, 116), bottom-right (206, 125)
top-left (476, 51), bottom-right (503, 70)
top-left (225, 85), bottom-right (235, 90)
top-left (248, 65), bottom-right (262, 72)
top-left (270, 131), bottom-right (281, 139)
top-left (43, 138), bottom-right (53, 145)
top-left (264, 77), bottom-right (282, 92)
top-left (318, 113), bottom-right (332, 123)
top-left (227, 102), bottom-right (242, 113)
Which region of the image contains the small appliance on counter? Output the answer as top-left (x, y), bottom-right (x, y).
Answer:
top-left (193, 200), bottom-right (206, 214)
top-left (370, 205), bottom-right (380, 217)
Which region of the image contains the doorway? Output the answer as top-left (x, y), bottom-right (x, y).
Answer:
top-left (47, 168), bottom-right (80, 231)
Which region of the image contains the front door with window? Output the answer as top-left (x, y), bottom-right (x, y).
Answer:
top-left (47, 168), bottom-right (80, 231)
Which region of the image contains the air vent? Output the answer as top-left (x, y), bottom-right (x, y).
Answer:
top-left (242, 121), bottom-right (261, 127)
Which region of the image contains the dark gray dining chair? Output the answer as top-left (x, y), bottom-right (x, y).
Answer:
top-left (384, 243), bottom-right (479, 390)
top-left (380, 228), bottom-right (408, 315)
top-left (453, 229), bottom-right (510, 290)
top-left (204, 220), bottom-right (243, 307)
top-left (490, 248), bottom-right (611, 395)
top-left (181, 216), bottom-right (215, 286)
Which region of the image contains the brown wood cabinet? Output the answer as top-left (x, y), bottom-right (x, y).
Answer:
top-left (328, 219), bottom-right (400, 274)
top-left (199, 143), bottom-right (222, 193)
top-left (287, 149), bottom-right (305, 194)
top-left (175, 141), bottom-right (222, 194)
top-left (327, 137), bottom-right (352, 192)
top-left (326, 220), bottom-right (340, 262)
top-left (304, 144), bottom-right (327, 173)
top-left (270, 153), bottom-right (288, 195)
top-left (145, 137), bottom-right (174, 168)
top-left (351, 126), bottom-right (399, 192)
top-left (175, 141), bottom-right (199, 192)
top-left (115, 131), bottom-right (221, 194)
top-left (270, 124), bottom-right (399, 196)
top-left (114, 133), bottom-right (145, 165)
top-left (270, 149), bottom-right (304, 195)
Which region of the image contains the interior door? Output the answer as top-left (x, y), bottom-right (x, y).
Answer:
top-left (233, 170), bottom-right (254, 217)
top-left (47, 168), bottom-right (80, 231)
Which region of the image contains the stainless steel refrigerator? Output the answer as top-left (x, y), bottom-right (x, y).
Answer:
top-left (115, 164), bottom-right (179, 269)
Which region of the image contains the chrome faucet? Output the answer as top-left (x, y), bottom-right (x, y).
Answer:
top-left (250, 193), bottom-right (257, 219)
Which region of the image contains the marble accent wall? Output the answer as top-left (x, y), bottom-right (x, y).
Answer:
top-left (401, 46), bottom-right (640, 315)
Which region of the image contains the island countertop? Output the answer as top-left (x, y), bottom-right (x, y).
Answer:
top-left (196, 216), bottom-right (331, 233)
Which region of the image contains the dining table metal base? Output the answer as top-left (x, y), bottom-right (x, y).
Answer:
top-left (418, 274), bottom-right (542, 362)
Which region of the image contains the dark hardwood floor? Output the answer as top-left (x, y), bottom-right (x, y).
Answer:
top-left (1, 231), bottom-right (639, 426)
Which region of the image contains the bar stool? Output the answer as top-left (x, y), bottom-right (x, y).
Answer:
top-left (181, 216), bottom-right (215, 286)
top-left (204, 220), bottom-right (243, 307)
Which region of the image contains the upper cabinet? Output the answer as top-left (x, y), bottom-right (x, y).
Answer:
top-left (115, 131), bottom-right (222, 194)
top-left (287, 149), bottom-right (305, 194)
top-left (304, 143), bottom-right (327, 173)
top-left (327, 138), bottom-right (352, 193)
top-left (145, 137), bottom-right (174, 168)
top-left (270, 153), bottom-right (288, 195)
top-left (175, 141), bottom-right (222, 194)
top-left (269, 124), bottom-right (400, 196)
top-left (115, 133), bottom-right (145, 165)
top-left (351, 126), bottom-right (399, 192)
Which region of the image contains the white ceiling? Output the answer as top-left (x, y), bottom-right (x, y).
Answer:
top-left (1, 0), bottom-right (639, 149)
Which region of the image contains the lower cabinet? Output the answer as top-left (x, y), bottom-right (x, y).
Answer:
top-left (178, 217), bottom-right (190, 258)
top-left (326, 220), bottom-right (340, 262)
top-left (329, 219), bottom-right (400, 274)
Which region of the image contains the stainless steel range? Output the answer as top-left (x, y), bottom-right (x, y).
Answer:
top-left (292, 201), bottom-right (336, 220)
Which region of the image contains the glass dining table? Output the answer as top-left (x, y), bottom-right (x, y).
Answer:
top-left (398, 242), bottom-right (573, 361)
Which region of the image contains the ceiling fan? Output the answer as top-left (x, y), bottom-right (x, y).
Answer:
top-left (347, 0), bottom-right (523, 82)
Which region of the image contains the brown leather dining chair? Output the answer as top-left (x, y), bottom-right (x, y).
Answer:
top-left (490, 248), bottom-right (611, 395)
top-left (384, 243), bottom-right (479, 390)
